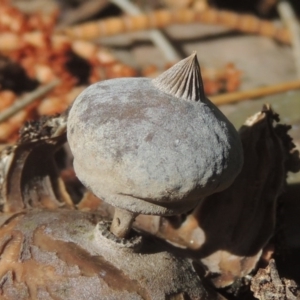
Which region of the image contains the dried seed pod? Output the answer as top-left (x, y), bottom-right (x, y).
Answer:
top-left (135, 105), bottom-right (300, 289)
top-left (67, 53), bottom-right (243, 236)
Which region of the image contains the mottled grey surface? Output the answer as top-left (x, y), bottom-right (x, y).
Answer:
top-left (16, 210), bottom-right (210, 300)
top-left (67, 78), bottom-right (243, 215)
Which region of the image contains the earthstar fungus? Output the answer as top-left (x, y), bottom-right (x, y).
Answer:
top-left (67, 53), bottom-right (243, 238)
top-left (0, 114), bottom-right (219, 300)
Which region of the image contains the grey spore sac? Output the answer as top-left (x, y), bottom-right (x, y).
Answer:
top-left (67, 53), bottom-right (243, 229)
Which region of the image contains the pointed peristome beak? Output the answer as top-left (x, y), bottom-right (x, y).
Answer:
top-left (152, 52), bottom-right (206, 102)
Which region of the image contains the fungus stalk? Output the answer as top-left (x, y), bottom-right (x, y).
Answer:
top-left (110, 207), bottom-right (137, 238)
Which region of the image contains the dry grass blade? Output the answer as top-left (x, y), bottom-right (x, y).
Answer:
top-left (277, 1), bottom-right (300, 78)
top-left (58, 0), bottom-right (110, 26)
top-left (0, 79), bottom-right (60, 123)
top-left (210, 80), bottom-right (300, 105)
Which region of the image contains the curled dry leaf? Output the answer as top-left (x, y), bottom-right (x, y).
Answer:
top-left (0, 113), bottom-right (72, 213)
top-left (133, 105), bottom-right (300, 288)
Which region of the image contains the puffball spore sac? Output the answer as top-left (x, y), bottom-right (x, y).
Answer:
top-left (67, 53), bottom-right (243, 218)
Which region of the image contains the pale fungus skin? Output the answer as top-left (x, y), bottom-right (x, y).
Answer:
top-left (67, 53), bottom-right (243, 216)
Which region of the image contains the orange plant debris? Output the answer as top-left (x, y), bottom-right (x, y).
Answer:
top-left (0, 0), bottom-right (241, 142)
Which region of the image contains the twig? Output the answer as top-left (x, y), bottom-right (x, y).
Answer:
top-left (277, 1), bottom-right (300, 78)
top-left (60, 8), bottom-right (291, 44)
top-left (0, 79), bottom-right (60, 123)
top-left (210, 80), bottom-right (300, 105)
top-left (58, 0), bottom-right (110, 27)
top-left (110, 0), bottom-right (180, 62)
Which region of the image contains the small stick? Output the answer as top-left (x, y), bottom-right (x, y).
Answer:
top-left (210, 80), bottom-right (300, 105)
top-left (58, 0), bottom-right (110, 27)
top-left (110, 0), bottom-right (180, 62)
top-left (0, 79), bottom-right (60, 123)
top-left (277, 1), bottom-right (300, 78)
top-left (110, 207), bottom-right (137, 238)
